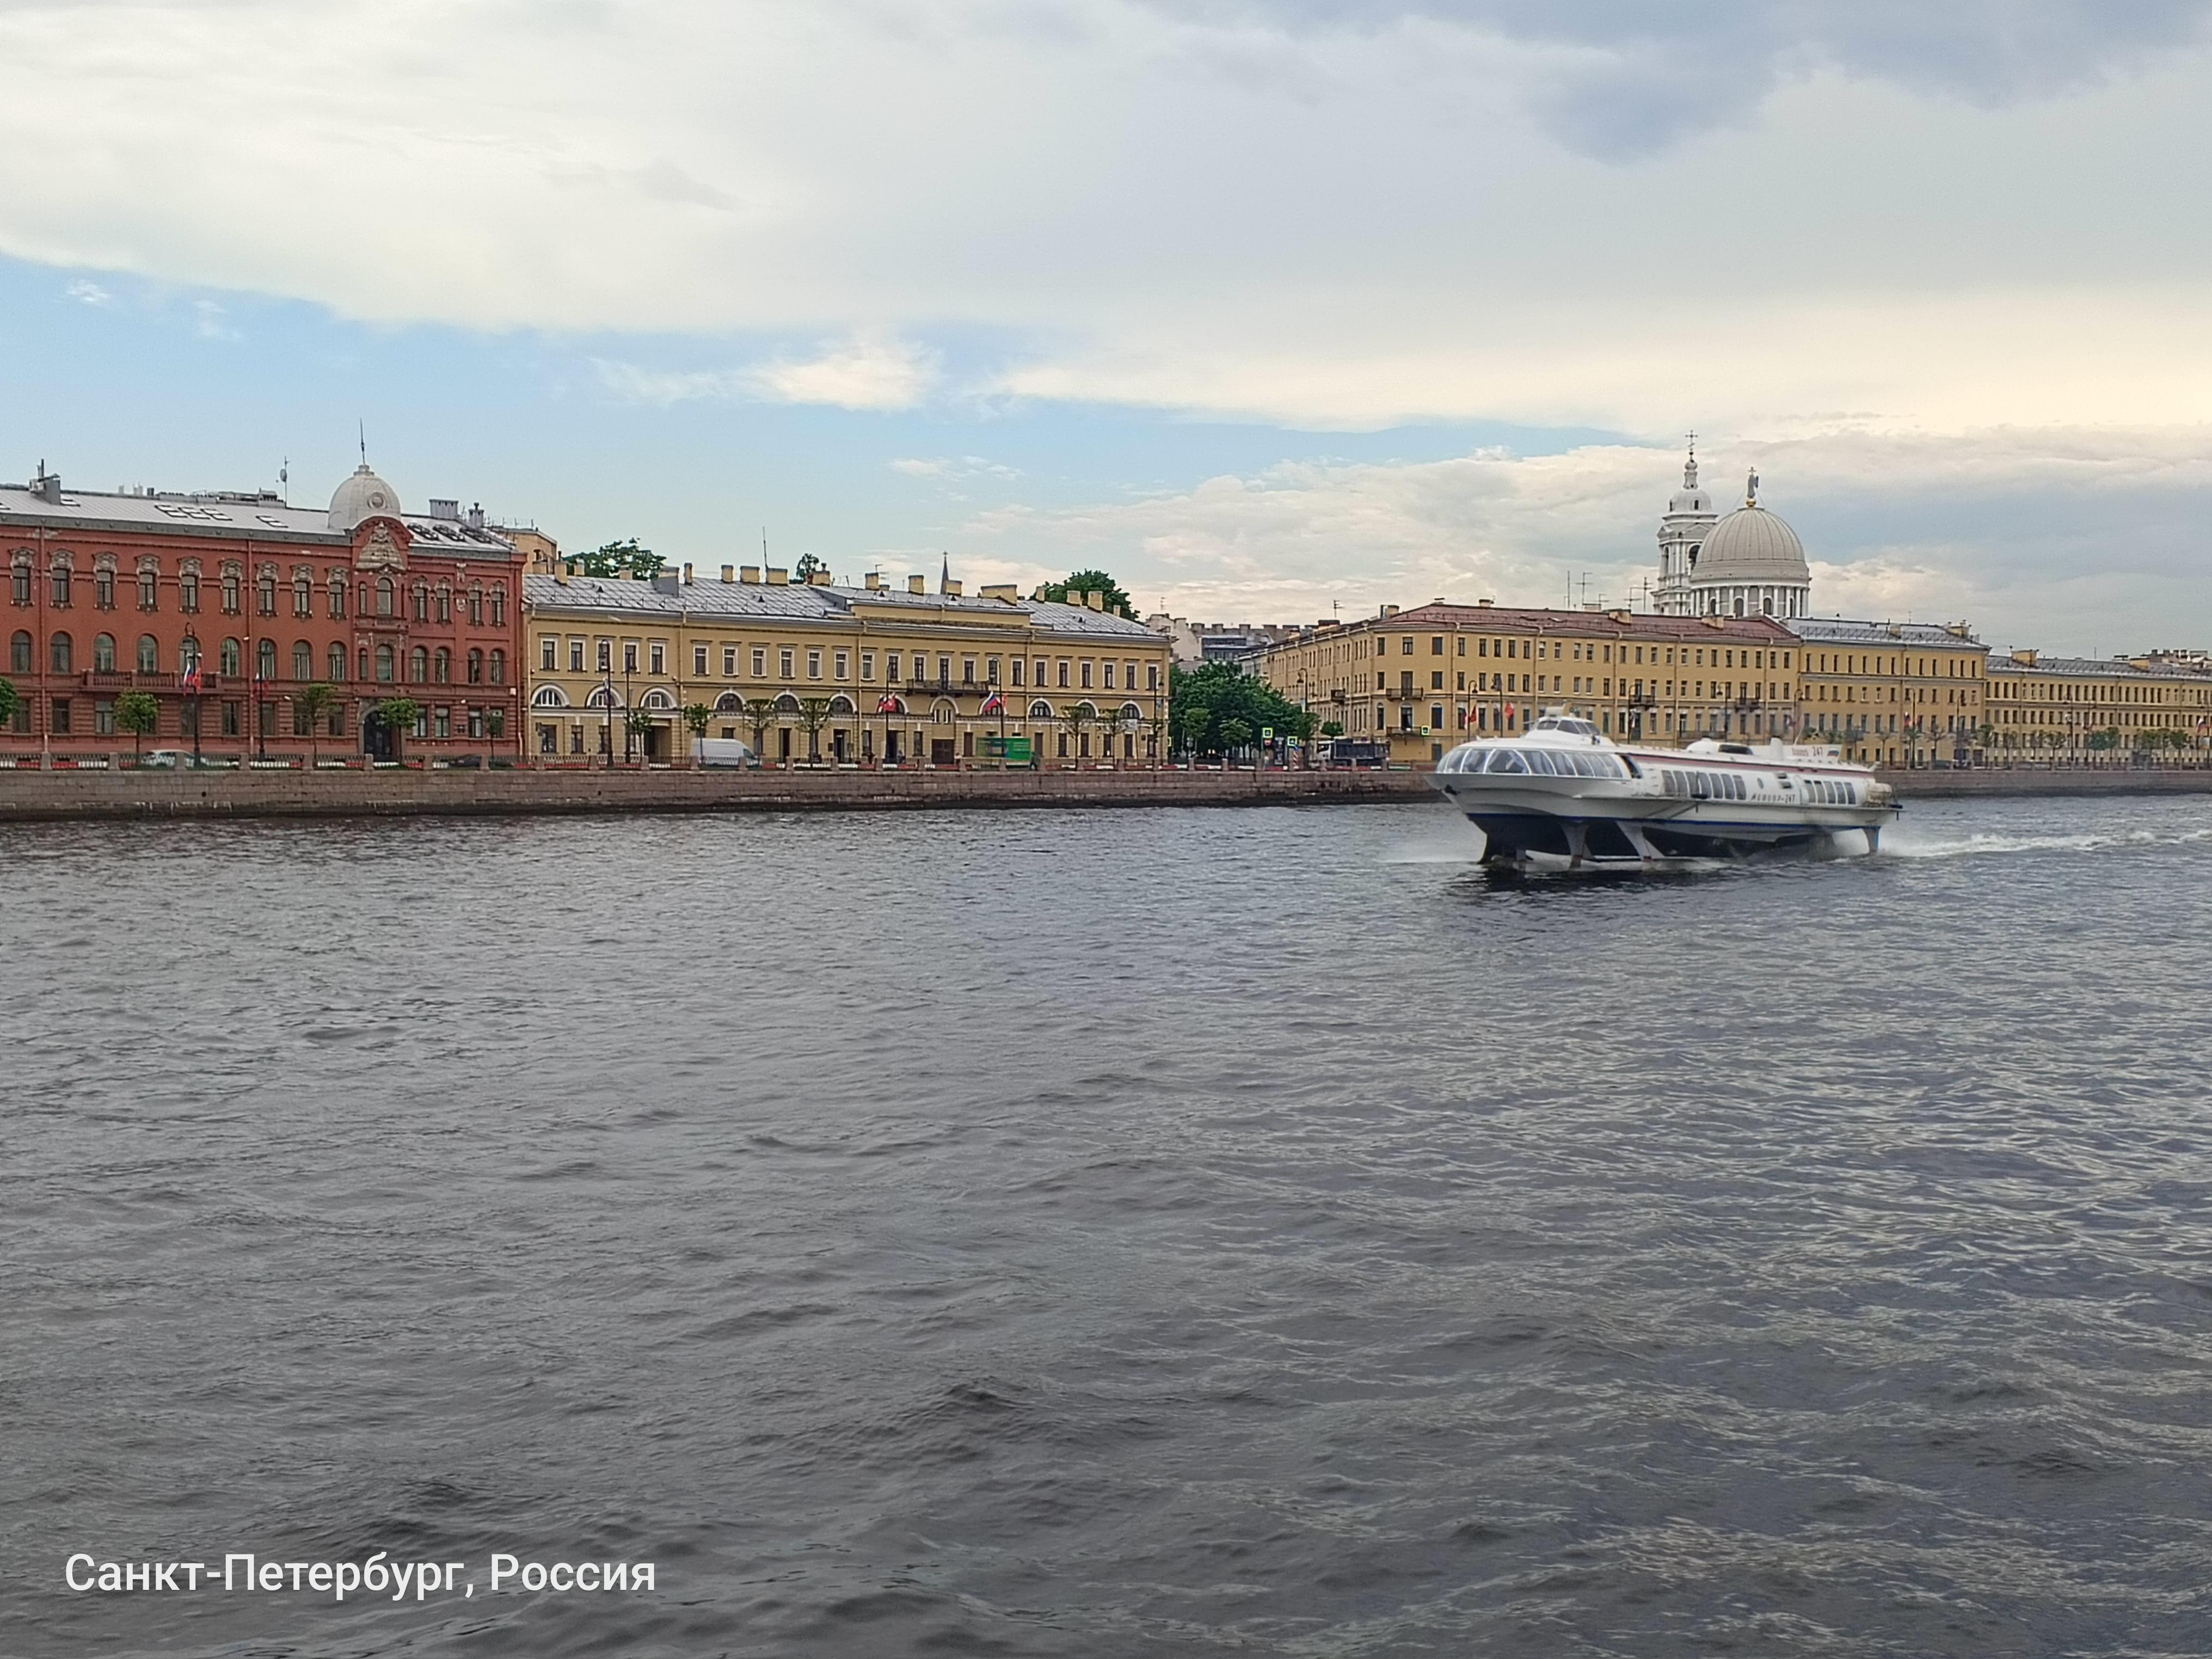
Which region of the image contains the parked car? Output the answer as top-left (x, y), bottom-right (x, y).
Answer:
top-left (696, 738), bottom-right (760, 768)
top-left (139, 750), bottom-right (183, 769)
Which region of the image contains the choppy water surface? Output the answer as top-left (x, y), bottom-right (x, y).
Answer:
top-left (5, 795), bottom-right (2211, 1657)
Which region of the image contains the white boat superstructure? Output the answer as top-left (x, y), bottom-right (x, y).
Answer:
top-left (1426, 712), bottom-right (1900, 874)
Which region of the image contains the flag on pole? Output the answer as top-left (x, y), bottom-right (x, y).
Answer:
top-left (181, 660), bottom-right (202, 693)
top-left (979, 691), bottom-right (1005, 715)
top-left (876, 694), bottom-right (902, 715)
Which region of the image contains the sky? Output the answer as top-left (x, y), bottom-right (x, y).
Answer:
top-left (4, 0), bottom-right (2211, 654)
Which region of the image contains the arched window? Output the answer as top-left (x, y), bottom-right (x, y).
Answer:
top-left (532, 685), bottom-right (569, 709)
top-left (433, 647), bottom-right (451, 684)
top-left (489, 585), bottom-right (506, 625)
top-left (138, 562), bottom-right (159, 611)
top-left (94, 562), bottom-right (115, 610)
top-left (773, 692), bottom-right (801, 714)
top-left (136, 635), bottom-right (158, 673)
top-left (827, 694), bottom-right (855, 714)
top-left (1028, 700), bottom-right (1053, 718)
top-left (220, 567), bottom-right (241, 613)
top-left (9, 631), bottom-right (29, 673)
top-left (409, 647), bottom-right (429, 683)
top-left (1120, 702), bottom-right (1142, 722)
top-left (256, 638), bottom-right (277, 679)
top-left (179, 570), bottom-right (200, 613)
top-left (10, 555), bottom-right (30, 607)
top-left (640, 689), bottom-right (675, 710)
top-left (328, 571), bottom-right (346, 619)
top-left (1073, 701), bottom-right (1097, 719)
top-left (410, 582), bottom-right (428, 622)
top-left (180, 635), bottom-right (201, 671)
top-left (488, 648), bottom-right (505, 685)
top-left (435, 586), bottom-right (451, 623)
top-left (328, 643), bottom-right (347, 682)
top-left (714, 690), bottom-right (744, 713)
top-left (376, 576), bottom-right (394, 618)
top-left (293, 571), bottom-right (312, 616)
top-left (586, 685), bottom-right (620, 709)
top-left (468, 586), bottom-right (484, 626)
top-left (48, 631), bottom-right (72, 673)
top-left (94, 633), bottom-right (116, 672)
top-left (931, 699), bottom-right (956, 725)
top-left (465, 648), bottom-right (483, 684)
top-left (219, 637), bottom-right (241, 675)
top-left (50, 557), bottom-right (71, 608)
top-left (292, 641), bottom-right (312, 680)
top-left (257, 568), bottom-right (277, 615)
top-left (375, 644), bottom-right (395, 682)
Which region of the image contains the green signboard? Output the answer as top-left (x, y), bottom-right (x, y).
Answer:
top-left (984, 734), bottom-right (1034, 764)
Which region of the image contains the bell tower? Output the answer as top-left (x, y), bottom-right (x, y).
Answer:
top-left (1654, 435), bottom-right (1716, 616)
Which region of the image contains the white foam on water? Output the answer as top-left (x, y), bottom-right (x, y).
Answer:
top-left (1883, 824), bottom-right (2212, 861)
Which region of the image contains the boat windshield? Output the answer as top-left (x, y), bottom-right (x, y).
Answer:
top-left (1529, 717), bottom-right (1601, 739)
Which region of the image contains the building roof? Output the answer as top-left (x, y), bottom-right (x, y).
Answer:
top-left (1988, 653), bottom-right (2212, 682)
top-left (0, 476), bottom-right (515, 561)
top-left (328, 463), bottom-right (402, 532)
top-left (523, 573), bottom-right (1165, 639)
top-left (1289, 602), bottom-right (1796, 646)
top-left (1787, 617), bottom-right (1983, 649)
top-left (0, 481), bottom-right (340, 544)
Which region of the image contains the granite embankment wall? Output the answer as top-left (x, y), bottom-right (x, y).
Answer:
top-left (0, 766), bottom-right (1433, 822)
top-left (1873, 768), bottom-right (2212, 800)
top-left (0, 764), bottom-right (2207, 822)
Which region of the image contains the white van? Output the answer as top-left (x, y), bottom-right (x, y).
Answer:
top-left (695, 738), bottom-right (759, 769)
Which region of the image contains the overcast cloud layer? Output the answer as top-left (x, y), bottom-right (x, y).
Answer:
top-left (1, 1), bottom-right (2208, 647)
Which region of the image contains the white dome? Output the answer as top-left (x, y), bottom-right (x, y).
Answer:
top-left (1694, 502), bottom-right (1807, 583)
top-left (328, 463), bottom-right (403, 531)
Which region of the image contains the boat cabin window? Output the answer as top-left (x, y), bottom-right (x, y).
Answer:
top-left (1484, 749), bottom-right (1530, 774)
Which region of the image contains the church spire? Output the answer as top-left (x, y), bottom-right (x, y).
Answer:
top-left (1683, 431), bottom-right (1698, 490)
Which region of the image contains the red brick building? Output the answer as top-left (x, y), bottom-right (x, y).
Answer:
top-left (2, 462), bottom-right (524, 764)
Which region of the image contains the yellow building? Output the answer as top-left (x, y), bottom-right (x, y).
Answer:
top-left (1788, 618), bottom-right (1990, 769)
top-left (523, 566), bottom-right (1171, 766)
top-left (1986, 650), bottom-right (2212, 765)
top-left (1251, 600), bottom-right (1804, 765)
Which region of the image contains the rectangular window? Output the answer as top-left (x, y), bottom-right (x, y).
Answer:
top-left (596, 640), bottom-right (611, 672)
top-left (752, 647), bottom-right (766, 678)
top-left (649, 642), bottom-right (665, 675)
top-left (861, 652), bottom-right (875, 681)
top-left (220, 700), bottom-right (239, 737)
top-left (936, 656), bottom-right (950, 684)
top-left (986, 656), bottom-right (1000, 684)
top-left (624, 643), bottom-right (638, 674)
top-left (807, 650), bottom-right (822, 680)
top-left (569, 639), bottom-right (585, 673)
top-left (886, 653), bottom-right (901, 681)
top-left (693, 644), bottom-right (708, 675)
top-left (1012, 659), bottom-right (1025, 686)
top-left (435, 706), bottom-right (452, 739)
top-left (1102, 661), bottom-right (1115, 689)
top-left (1058, 660), bottom-right (1070, 689)
top-left (723, 646), bottom-right (739, 677)
top-left (541, 637), bottom-right (558, 672)
top-left (835, 651), bottom-right (849, 679)
top-left (962, 657), bottom-right (976, 684)
top-left (52, 696), bottom-right (72, 734)
top-left (1034, 658), bottom-right (1047, 687)
top-left (94, 698), bottom-right (114, 735)
top-left (780, 648), bottom-right (795, 680)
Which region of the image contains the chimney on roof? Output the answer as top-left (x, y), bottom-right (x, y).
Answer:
top-left (552, 565), bottom-right (569, 585)
top-left (1477, 598), bottom-right (1493, 607)
top-left (1381, 604), bottom-right (1399, 618)
top-left (865, 571), bottom-right (883, 591)
top-left (740, 564), bottom-right (760, 583)
top-left (721, 564), bottom-right (735, 583)
top-left (31, 463), bottom-right (61, 505)
top-left (943, 578), bottom-right (963, 598)
top-left (809, 569), bottom-right (834, 586)
top-left (428, 497), bottom-right (460, 520)
top-left (1084, 590), bottom-right (1102, 611)
top-left (682, 562), bottom-right (693, 585)
top-left (981, 583), bottom-right (1018, 601)
top-left (466, 503), bottom-right (484, 530)
top-left (2012, 648), bottom-right (2036, 666)
top-left (766, 567), bottom-right (789, 585)
top-left (908, 574), bottom-right (926, 595)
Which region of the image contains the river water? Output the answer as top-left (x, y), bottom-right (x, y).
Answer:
top-left (4, 794), bottom-right (2210, 1657)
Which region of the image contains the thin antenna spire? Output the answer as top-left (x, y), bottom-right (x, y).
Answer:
top-left (358, 420), bottom-right (367, 464)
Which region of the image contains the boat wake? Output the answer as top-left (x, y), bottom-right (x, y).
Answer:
top-left (1884, 825), bottom-right (2212, 861)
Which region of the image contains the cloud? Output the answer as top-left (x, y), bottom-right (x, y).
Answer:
top-left (594, 333), bottom-right (938, 410)
top-left (65, 278), bottom-right (109, 305)
top-left (957, 426), bottom-right (2212, 650)
top-left (750, 333), bottom-right (938, 410)
top-left (890, 453), bottom-right (1021, 481)
top-left (191, 298), bottom-right (236, 340)
top-left (0, 2), bottom-right (2209, 439)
